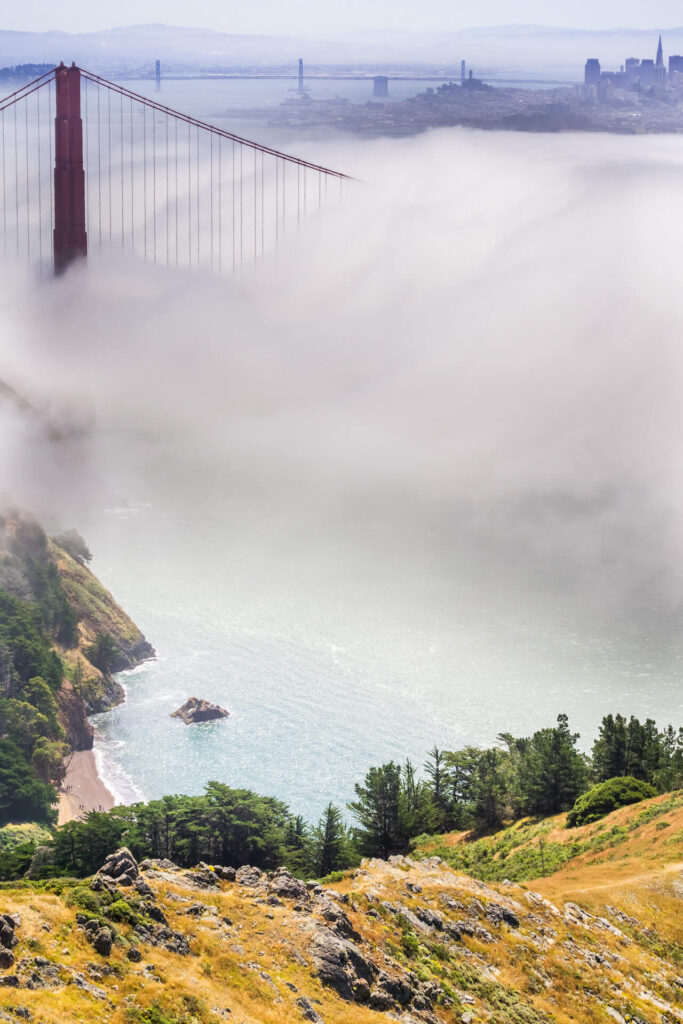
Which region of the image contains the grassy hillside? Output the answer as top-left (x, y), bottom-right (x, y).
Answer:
top-left (412, 790), bottom-right (683, 887)
top-left (52, 539), bottom-right (152, 673)
top-left (0, 797), bottom-right (681, 1024)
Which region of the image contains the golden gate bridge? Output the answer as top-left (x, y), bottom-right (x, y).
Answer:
top-left (0, 63), bottom-right (350, 276)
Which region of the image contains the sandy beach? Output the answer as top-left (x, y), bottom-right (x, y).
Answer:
top-left (58, 750), bottom-right (116, 825)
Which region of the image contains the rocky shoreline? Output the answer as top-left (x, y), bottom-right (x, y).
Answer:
top-left (57, 653), bottom-right (155, 823)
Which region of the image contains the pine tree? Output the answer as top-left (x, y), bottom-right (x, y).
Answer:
top-left (348, 762), bottom-right (403, 859)
top-left (311, 803), bottom-right (351, 876)
top-left (472, 748), bottom-right (507, 830)
top-left (592, 714), bottom-right (628, 781)
top-left (518, 714), bottom-right (587, 816)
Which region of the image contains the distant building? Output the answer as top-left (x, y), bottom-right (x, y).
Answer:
top-left (585, 59), bottom-right (601, 86)
top-left (625, 57), bottom-right (641, 84)
top-left (669, 54), bottom-right (683, 75)
top-left (462, 70), bottom-right (491, 91)
top-left (586, 36), bottom-right (669, 97)
top-left (373, 76), bottom-right (389, 98)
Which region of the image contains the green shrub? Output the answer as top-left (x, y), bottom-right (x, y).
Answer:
top-left (107, 898), bottom-right (141, 925)
top-left (400, 931), bottom-right (420, 957)
top-left (566, 777), bottom-right (657, 828)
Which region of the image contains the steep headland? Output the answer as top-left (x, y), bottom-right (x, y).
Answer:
top-left (0, 505), bottom-right (154, 826)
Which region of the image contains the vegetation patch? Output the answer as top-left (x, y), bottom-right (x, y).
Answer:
top-left (566, 777), bottom-right (658, 828)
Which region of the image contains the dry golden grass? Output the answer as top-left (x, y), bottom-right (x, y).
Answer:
top-left (2, 798), bottom-right (683, 1024)
top-left (51, 540), bottom-right (146, 651)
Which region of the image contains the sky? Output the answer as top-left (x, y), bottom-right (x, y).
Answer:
top-left (3, 0), bottom-right (682, 36)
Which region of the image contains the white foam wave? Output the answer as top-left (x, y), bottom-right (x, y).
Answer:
top-left (93, 733), bottom-right (147, 806)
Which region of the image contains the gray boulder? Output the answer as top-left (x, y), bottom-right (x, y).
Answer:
top-left (416, 907), bottom-right (444, 931)
top-left (91, 927), bottom-right (113, 957)
top-left (0, 914), bottom-right (17, 950)
top-left (295, 995), bottom-right (324, 1022)
top-left (214, 865), bottom-right (237, 882)
top-left (235, 865), bottom-right (264, 887)
top-left (370, 970), bottom-right (414, 1009)
top-left (486, 902), bottom-right (520, 929)
top-left (310, 929), bottom-right (377, 1002)
top-left (0, 915), bottom-right (17, 971)
top-left (97, 847), bottom-right (139, 886)
top-left (270, 869), bottom-right (310, 902)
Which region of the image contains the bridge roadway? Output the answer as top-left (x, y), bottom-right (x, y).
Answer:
top-left (119, 74), bottom-right (578, 87)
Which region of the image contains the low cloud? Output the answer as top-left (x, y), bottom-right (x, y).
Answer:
top-left (3, 128), bottom-right (683, 620)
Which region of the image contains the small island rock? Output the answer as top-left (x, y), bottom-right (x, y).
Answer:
top-left (171, 697), bottom-right (229, 725)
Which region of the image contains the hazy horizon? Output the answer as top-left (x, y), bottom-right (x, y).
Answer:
top-left (5, 0), bottom-right (683, 36)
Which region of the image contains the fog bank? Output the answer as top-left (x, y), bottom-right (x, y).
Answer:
top-left (3, 128), bottom-right (683, 629)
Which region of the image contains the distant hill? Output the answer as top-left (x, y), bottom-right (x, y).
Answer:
top-left (1, 23), bottom-right (683, 78)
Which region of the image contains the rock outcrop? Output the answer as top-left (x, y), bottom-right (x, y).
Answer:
top-left (171, 697), bottom-right (229, 725)
top-left (96, 847), bottom-right (139, 887)
top-left (0, 915), bottom-right (17, 970)
top-left (57, 681), bottom-right (95, 751)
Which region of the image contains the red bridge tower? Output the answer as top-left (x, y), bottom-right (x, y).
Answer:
top-left (53, 63), bottom-right (87, 273)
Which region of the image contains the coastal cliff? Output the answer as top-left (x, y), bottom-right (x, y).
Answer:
top-left (0, 506), bottom-right (153, 815)
top-left (50, 537), bottom-right (154, 738)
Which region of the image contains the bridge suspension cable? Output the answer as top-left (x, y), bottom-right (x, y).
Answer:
top-left (0, 63), bottom-right (349, 276)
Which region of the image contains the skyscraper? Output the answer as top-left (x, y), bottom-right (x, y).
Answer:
top-left (656, 35), bottom-right (664, 68)
top-left (585, 59), bottom-right (601, 87)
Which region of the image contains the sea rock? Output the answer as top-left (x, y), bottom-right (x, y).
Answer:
top-left (84, 674), bottom-right (126, 715)
top-left (171, 697), bottom-right (229, 725)
top-left (97, 847), bottom-right (139, 886)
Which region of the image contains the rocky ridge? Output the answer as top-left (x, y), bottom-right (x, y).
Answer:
top-left (0, 839), bottom-right (681, 1024)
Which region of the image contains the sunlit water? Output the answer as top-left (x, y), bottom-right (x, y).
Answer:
top-left (85, 501), bottom-right (683, 823)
